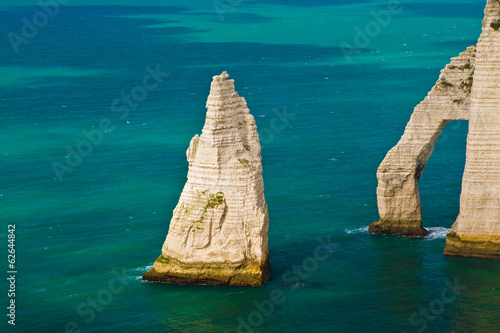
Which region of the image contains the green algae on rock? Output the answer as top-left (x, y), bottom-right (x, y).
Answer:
top-left (371, 1), bottom-right (500, 256)
top-left (370, 45), bottom-right (476, 237)
top-left (143, 72), bottom-right (270, 286)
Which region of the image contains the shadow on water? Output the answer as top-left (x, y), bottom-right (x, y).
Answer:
top-left (137, 230), bottom-right (474, 332)
top-left (0, 5), bottom-right (371, 70)
top-left (247, 0), bottom-right (371, 7)
top-left (400, 2), bottom-right (485, 19)
top-left (443, 256), bottom-right (500, 333)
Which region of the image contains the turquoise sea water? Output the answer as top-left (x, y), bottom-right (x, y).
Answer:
top-left (1, 1), bottom-right (500, 332)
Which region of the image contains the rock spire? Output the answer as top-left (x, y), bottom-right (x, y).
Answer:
top-left (143, 72), bottom-right (270, 285)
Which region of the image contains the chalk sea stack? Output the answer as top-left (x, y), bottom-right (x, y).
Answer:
top-left (142, 72), bottom-right (270, 286)
top-left (371, 0), bottom-right (500, 259)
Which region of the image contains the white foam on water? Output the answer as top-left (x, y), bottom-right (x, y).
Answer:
top-left (345, 226), bottom-right (369, 234)
top-left (344, 226), bottom-right (449, 239)
top-left (32, 288), bottom-right (47, 293)
top-left (130, 264), bottom-right (154, 280)
top-left (132, 264), bottom-right (153, 273)
top-left (425, 227), bottom-right (451, 240)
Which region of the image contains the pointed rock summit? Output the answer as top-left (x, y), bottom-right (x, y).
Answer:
top-left (371, 0), bottom-right (500, 259)
top-left (143, 72), bottom-right (270, 286)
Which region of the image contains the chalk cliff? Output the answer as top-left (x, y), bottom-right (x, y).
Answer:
top-left (372, 0), bottom-right (500, 259)
top-left (445, 0), bottom-right (500, 258)
top-left (143, 72), bottom-right (270, 285)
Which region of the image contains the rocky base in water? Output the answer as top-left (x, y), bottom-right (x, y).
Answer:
top-left (143, 72), bottom-right (270, 286)
top-left (369, 220), bottom-right (430, 237)
top-left (444, 231), bottom-right (500, 259)
top-left (370, 46), bottom-right (476, 239)
top-left (142, 256), bottom-right (270, 287)
top-left (371, 0), bottom-right (500, 258)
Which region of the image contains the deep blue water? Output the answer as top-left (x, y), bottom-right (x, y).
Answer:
top-left (1, 1), bottom-right (500, 332)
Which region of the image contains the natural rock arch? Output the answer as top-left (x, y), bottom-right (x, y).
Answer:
top-left (370, 46), bottom-right (475, 236)
top-left (371, 0), bottom-right (500, 259)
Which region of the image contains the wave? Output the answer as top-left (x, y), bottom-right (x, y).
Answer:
top-left (130, 264), bottom-right (153, 280)
top-left (132, 264), bottom-right (153, 273)
top-left (345, 226), bottom-right (369, 234)
top-left (425, 227), bottom-right (451, 240)
top-left (343, 226), bottom-right (450, 239)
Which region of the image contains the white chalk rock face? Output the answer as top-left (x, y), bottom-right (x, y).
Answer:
top-left (372, 0), bottom-right (500, 258)
top-left (445, 0), bottom-right (500, 258)
top-left (143, 72), bottom-right (270, 286)
top-left (370, 46), bottom-right (476, 237)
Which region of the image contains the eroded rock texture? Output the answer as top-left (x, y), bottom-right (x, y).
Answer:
top-left (445, 0), bottom-right (500, 258)
top-left (372, 0), bottom-right (500, 259)
top-left (370, 46), bottom-right (476, 237)
top-left (143, 72), bottom-right (270, 285)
